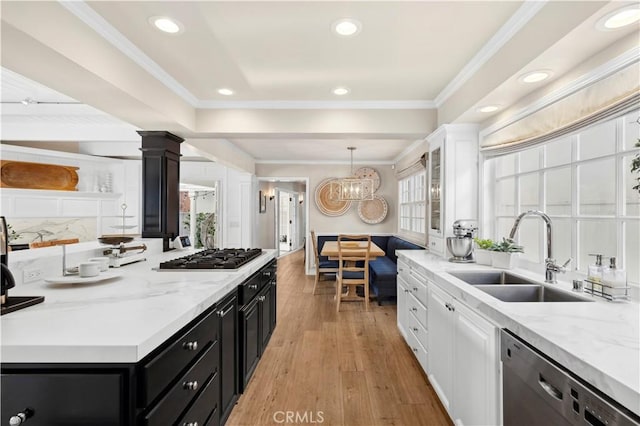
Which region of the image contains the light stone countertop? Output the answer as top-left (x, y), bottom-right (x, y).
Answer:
top-left (1, 248), bottom-right (277, 364)
top-left (397, 250), bottom-right (640, 417)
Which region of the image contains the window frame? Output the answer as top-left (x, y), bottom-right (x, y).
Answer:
top-left (398, 169), bottom-right (427, 244)
top-left (484, 110), bottom-right (640, 286)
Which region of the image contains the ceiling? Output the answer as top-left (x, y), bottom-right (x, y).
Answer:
top-left (1, 1), bottom-right (638, 170)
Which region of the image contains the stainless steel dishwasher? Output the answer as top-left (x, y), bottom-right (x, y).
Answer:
top-left (501, 329), bottom-right (639, 426)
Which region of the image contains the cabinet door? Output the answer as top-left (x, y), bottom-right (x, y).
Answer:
top-left (269, 279), bottom-right (277, 332)
top-left (397, 274), bottom-right (410, 339)
top-left (428, 141), bottom-right (443, 240)
top-left (217, 291), bottom-right (238, 425)
top-left (259, 284), bottom-right (273, 352)
top-left (241, 298), bottom-right (261, 391)
top-left (452, 302), bottom-right (499, 426)
top-left (427, 283), bottom-right (453, 415)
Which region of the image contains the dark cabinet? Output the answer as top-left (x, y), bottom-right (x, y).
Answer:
top-left (0, 266), bottom-right (274, 426)
top-left (1, 370), bottom-right (128, 425)
top-left (258, 283), bottom-right (273, 351)
top-left (240, 297), bottom-right (260, 392)
top-left (217, 290), bottom-right (238, 425)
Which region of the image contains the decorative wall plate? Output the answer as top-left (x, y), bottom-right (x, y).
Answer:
top-left (357, 195), bottom-right (388, 224)
top-left (1, 160), bottom-right (78, 191)
top-left (314, 178), bottom-right (351, 216)
top-left (354, 167), bottom-right (381, 192)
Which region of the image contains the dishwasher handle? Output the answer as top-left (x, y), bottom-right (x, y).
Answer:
top-left (538, 373), bottom-right (563, 401)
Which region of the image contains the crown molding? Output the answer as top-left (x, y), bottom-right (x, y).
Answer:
top-left (59, 1), bottom-right (199, 106)
top-left (434, 0), bottom-right (546, 107)
top-left (196, 100), bottom-right (436, 110)
top-left (480, 46), bottom-right (640, 138)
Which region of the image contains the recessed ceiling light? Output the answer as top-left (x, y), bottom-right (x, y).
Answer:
top-left (596, 5), bottom-right (640, 30)
top-left (333, 19), bottom-right (361, 36)
top-left (477, 105), bottom-right (501, 113)
top-left (217, 88), bottom-right (234, 96)
top-left (333, 87), bottom-right (350, 96)
top-left (519, 70), bottom-right (552, 84)
top-left (149, 16), bottom-right (183, 34)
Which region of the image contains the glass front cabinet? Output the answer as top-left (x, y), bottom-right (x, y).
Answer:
top-left (426, 124), bottom-right (479, 257)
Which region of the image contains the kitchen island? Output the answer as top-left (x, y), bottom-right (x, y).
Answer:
top-left (1, 247), bottom-right (277, 425)
top-left (397, 250), bottom-right (640, 422)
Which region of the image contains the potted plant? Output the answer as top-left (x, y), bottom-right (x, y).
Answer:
top-left (489, 238), bottom-right (524, 269)
top-left (473, 237), bottom-right (494, 265)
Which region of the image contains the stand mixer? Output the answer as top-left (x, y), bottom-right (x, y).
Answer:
top-left (446, 219), bottom-right (478, 263)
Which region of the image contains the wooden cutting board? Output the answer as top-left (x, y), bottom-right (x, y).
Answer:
top-left (0, 160), bottom-right (79, 191)
top-left (29, 238), bottom-right (80, 249)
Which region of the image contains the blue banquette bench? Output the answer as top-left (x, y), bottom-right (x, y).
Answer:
top-left (315, 235), bottom-right (424, 303)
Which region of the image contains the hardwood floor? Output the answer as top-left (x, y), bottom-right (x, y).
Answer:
top-left (227, 249), bottom-right (452, 426)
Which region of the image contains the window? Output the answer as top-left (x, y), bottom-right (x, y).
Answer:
top-left (488, 110), bottom-right (640, 285)
top-left (399, 170), bottom-right (426, 242)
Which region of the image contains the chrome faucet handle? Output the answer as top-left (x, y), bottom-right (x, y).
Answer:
top-left (546, 257), bottom-right (571, 273)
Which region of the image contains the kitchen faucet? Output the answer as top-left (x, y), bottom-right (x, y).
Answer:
top-left (509, 210), bottom-right (571, 284)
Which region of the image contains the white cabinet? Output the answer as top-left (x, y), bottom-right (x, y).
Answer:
top-left (397, 256), bottom-right (429, 373)
top-left (427, 281), bottom-right (499, 426)
top-left (426, 124), bottom-right (479, 257)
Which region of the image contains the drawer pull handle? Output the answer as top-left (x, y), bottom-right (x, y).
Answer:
top-left (404, 289), bottom-right (409, 293)
top-left (412, 347), bottom-right (418, 353)
top-left (9, 409), bottom-right (33, 425)
top-left (412, 327), bottom-right (419, 332)
top-left (183, 341), bottom-right (198, 351)
top-left (183, 423), bottom-right (199, 426)
top-left (411, 307), bottom-right (417, 312)
top-left (217, 307), bottom-right (231, 317)
top-left (248, 284), bottom-right (259, 290)
top-left (183, 380), bottom-right (199, 391)
top-left (258, 296), bottom-right (266, 302)
top-left (413, 287), bottom-right (418, 291)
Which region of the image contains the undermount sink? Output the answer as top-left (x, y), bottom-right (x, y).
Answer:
top-left (448, 270), bottom-right (537, 285)
top-left (474, 284), bottom-right (593, 303)
top-left (447, 271), bottom-right (594, 303)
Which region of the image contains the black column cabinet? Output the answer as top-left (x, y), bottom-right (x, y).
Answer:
top-left (138, 130), bottom-right (183, 252)
top-left (217, 290), bottom-right (239, 425)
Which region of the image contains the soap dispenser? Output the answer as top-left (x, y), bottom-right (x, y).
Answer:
top-left (603, 257), bottom-right (626, 288)
top-left (587, 254), bottom-right (604, 283)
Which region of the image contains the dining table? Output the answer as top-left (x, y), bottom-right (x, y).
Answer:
top-left (320, 240), bottom-right (385, 298)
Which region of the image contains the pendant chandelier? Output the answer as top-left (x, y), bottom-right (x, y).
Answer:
top-left (330, 147), bottom-right (374, 201)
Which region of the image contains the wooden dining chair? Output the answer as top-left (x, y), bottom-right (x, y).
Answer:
top-left (311, 230), bottom-right (338, 295)
top-left (336, 234), bottom-right (371, 311)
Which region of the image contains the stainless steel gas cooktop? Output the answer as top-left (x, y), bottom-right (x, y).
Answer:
top-left (158, 248), bottom-right (263, 270)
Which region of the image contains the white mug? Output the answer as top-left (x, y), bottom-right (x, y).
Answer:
top-left (88, 257), bottom-right (110, 272)
top-left (78, 262), bottom-right (100, 278)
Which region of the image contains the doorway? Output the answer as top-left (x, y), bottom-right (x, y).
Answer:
top-left (277, 190), bottom-right (296, 253)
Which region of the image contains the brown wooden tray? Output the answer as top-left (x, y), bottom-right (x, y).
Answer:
top-left (0, 160), bottom-right (79, 191)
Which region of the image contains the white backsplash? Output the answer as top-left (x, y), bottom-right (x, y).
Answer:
top-left (8, 217), bottom-right (97, 245)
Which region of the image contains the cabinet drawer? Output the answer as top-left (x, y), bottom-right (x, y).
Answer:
top-left (405, 323), bottom-right (428, 374)
top-left (406, 305), bottom-right (427, 348)
top-left (397, 259), bottom-right (410, 277)
top-left (144, 340), bottom-right (219, 426)
top-left (407, 292), bottom-right (428, 336)
top-left (1, 372), bottom-right (123, 425)
top-left (240, 271), bottom-right (263, 305)
top-left (407, 273), bottom-right (427, 307)
top-left (141, 308), bottom-right (219, 406)
top-left (175, 369), bottom-right (220, 426)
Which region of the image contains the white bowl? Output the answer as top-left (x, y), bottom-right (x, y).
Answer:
top-left (78, 262), bottom-right (100, 277)
top-left (88, 257), bottom-right (110, 272)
